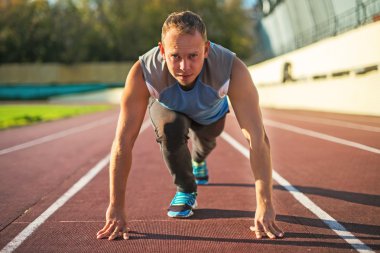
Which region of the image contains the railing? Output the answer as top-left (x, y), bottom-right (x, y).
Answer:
top-left (252, 0), bottom-right (380, 64)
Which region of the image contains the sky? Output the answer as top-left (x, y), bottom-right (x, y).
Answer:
top-left (243, 0), bottom-right (259, 8)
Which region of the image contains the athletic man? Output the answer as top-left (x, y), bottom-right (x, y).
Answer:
top-left (97, 11), bottom-right (284, 240)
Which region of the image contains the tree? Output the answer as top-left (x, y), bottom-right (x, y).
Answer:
top-left (0, 0), bottom-right (254, 63)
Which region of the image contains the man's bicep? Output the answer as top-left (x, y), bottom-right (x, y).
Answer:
top-left (228, 57), bottom-right (261, 119)
top-left (122, 61), bottom-right (150, 106)
top-left (116, 61), bottom-right (150, 144)
top-left (228, 57), bottom-right (265, 143)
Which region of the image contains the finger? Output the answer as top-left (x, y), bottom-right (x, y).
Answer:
top-left (262, 223), bottom-right (276, 239)
top-left (97, 232), bottom-right (108, 239)
top-left (122, 227), bottom-right (129, 240)
top-left (249, 226), bottom-right (263, 232)
top-left (108, 226), bottom-right (121, 241)
top-left (253, 219), bottom-right (267, 239)
top-left (250, 226), bottom-right (265, 239)
top-left (108, 233), bottom-right (118, 240)
top-left (271, 222), bottom-right (284, 238)
top-left (97, 222), bottom-right (116, 239)
top-left (96, 222), bottom-right (111, 236)
top-left (253, 219), bottom-right (262, 236)
top-left (255, 231), bottom-right (264, 239)
top-left (108, 227), bottom-right (119, 241)
top-left (255, 230), bottom-right (265, 239)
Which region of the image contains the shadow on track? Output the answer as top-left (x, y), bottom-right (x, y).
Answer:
top-left (277, 215), bottom-right (380, 238)
top-left (273, 185), bottom-right (380, 207)
top-left (190, 208), bottom-right (380, 238)
top-left (125, 229), bottom-right (379, 250)
top-left (203, 183), bottom-right (380, 207)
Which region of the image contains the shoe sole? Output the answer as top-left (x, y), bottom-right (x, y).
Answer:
top-left (167, 201), bottom-right (197, 218)
top-left (167, 210), bottom-right (194, 218)
top-left (195, 180), bottom-right (208, 185)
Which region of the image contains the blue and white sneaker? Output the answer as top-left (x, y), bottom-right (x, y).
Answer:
top-left (192, 160), bottom-right (209, 185)
top-left (167, 191), bottom-right (197, 218)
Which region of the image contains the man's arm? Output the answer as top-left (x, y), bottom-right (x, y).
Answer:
top-left (227, 57), bottom-right (284, 239)
top-left (97, 61), bottom-right (150, 240)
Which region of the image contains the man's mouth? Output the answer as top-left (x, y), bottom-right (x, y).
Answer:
top-left (177, 74), bottom-right (192, 78)
top-left (176, 74), bottom-right (193, 82)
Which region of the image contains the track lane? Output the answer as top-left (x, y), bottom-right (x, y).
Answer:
top-left (260, 109), bottom-right (380, 251)
top-left (1, 120), bottom-right (153, 253)
top-left (262, 109), bottom-right (380, 127)
top-left (265, 119), bottom-right (380, 154)
top-left (1, 108), bottom-right (379, 252)
top-left (267, 112), bottom-right (380, 132)
top-left (3, 116), bottom-right (357, 253)
top-left (0, 110), bottom-right (119, 232)
top-left (262, 109), bottom-right (380, 149)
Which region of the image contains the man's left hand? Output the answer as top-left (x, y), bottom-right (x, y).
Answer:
top-left (250, 202), bottom-right (284, 239)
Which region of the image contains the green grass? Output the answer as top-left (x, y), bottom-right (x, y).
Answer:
top-left (0, 104), bottom-right (114, 130)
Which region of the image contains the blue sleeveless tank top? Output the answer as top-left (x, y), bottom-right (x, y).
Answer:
top-left (139, 42), bottom-right (235, 125)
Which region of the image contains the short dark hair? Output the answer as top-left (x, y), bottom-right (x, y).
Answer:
top-left (161, 11), bottom-right (207, 42)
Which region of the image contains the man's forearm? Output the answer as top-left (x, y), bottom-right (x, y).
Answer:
top-left (109, 140), bottom-right (132, 208)
top-left (250, 137), bottom-right (273, 204)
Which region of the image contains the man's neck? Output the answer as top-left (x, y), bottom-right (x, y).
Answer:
top-left (178, 81), bottom-right (197, 91)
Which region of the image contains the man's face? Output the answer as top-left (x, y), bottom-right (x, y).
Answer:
top-left (159, 28), bottom-right (210, 86)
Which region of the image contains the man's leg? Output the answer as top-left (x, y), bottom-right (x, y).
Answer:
top-left (190, 115), bottom-right (227, 163)
top-left (190, 115), bottom-right (227, 184)
top-left (148, 99), bottom-right (197, 194)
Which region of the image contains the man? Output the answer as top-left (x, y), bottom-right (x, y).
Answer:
top-left (97, 11), bottom-right (284, 240)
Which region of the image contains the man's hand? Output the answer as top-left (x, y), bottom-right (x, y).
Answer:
top-left (250, 202), bottom-right (284, 239)
top-left (96, 205), bottom-right (129, 240)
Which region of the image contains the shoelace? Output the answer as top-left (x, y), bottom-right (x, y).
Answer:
top-left (170, 192), bottom-right (196, 206)
top-left (193, 161), bottom-right (207, 177)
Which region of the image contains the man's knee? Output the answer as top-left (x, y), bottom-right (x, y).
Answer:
top-left (158, 117), bottom-right (189, 151)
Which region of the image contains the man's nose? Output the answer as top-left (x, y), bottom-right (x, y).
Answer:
top-left (179, 59), bottom-right (189, 71)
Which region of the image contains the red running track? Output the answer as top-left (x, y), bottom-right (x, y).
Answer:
top-left (0, 107), bottom-right (379, 253)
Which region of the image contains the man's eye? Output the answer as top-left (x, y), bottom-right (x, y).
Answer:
top-left (190, 54), bottom-right (198, 59)
top-left (172, 55), bottom-right (180, 59)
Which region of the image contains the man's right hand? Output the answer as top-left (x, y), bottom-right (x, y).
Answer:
top-left (96, 205), bottom-right (129, 240)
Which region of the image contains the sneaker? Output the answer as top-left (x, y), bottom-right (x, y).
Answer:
top-left (192, 160), bottom-right (209, 185)
top-left (167, 191), bottom-right (197, 218)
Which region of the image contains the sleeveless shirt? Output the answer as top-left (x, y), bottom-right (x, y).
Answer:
top-left (139, 42), bottom-right (235, 125)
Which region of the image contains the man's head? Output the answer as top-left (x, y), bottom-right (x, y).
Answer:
top-left (161, 10), bottom-right (207, 42)
top-left (159, 11), bottom-right (210, 86)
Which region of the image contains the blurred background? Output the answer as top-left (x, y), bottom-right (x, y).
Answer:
top-left (0, 0), bottom-right (379, 125)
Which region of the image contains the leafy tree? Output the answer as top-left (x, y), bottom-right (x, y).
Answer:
top-left (0, 0), bottom-right (254, 63)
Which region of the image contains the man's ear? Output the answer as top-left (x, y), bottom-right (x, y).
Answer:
top-left (204, 40), bottom-right (210, 58)
top-left (158, 42), bottom-right (165, 59)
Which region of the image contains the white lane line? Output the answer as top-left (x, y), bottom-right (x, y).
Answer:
top-left (0, 120), bottom-right (151, 253)
top-left (272, 113), bottom-right (380, 132)
top-left (0, 116), bottom-right (117, 156)
top-left (264, 119), bottom-right (380, 155)
top-left (220, 131), bottom-right (375, 253)
top-left (0, 155), bottom-right (110, 253)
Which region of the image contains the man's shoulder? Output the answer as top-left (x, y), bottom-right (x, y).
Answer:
top-left (139, 46), bottom-right (161, 67)
top-left (202, 42), bottom-right (236, 89)
top-left (208, 42), bottom-right (235, 59)
top-left (206, 43), bottom-right (236, 72)
top-left (138, 47), bottom-right (175, 95)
